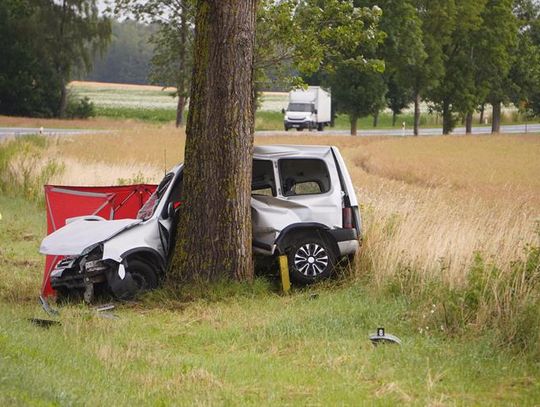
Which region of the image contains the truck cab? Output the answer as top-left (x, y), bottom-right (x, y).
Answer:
top-left (40, 145), bottom-right (361, 301)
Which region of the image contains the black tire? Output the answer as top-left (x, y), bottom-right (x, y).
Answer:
top-left (284, 126), bottom-right (289, 131)
top-left (126, 259), bottom-right (158, 294)
top-left (317, 123), bottom-right (324, 131)
top-left (296, 127), bottom-right (303, 132)
top-left (287, 235), bottom-right (336, 284)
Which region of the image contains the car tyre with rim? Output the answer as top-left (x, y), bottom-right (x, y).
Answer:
top-left (287, 235), bottom-right (336, 284)
top-left (126, 259), bottom-right (158, 296)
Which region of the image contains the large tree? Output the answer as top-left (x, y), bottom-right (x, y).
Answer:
top-left (170, 0), bottom-right (257, 283)
top-left (407, 0), bottom-right (456, 135)
top-left (429, 0), bottom-right (487, 134)
top-left (476, 0), bottom-right (518, 133)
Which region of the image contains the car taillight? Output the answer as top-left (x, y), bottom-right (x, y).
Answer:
top-left (342, 207), bottom-right (353, 229)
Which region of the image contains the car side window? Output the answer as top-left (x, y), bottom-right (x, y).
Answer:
top-left (279, 158), bottom-right (331, 196)
top-left (252, 159), bottom-right (276, 196)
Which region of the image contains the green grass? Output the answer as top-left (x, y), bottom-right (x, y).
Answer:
top-left (0, 195), bottom-right (539, 405)
top-left (95, 106), bottom-right (178, 123)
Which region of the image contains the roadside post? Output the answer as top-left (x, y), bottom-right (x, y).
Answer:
top-left (278, 255), bottom-right (291, 294)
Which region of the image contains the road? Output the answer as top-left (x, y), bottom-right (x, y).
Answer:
top-left (0, 127), bottom-right (108, 140)
top-left (1, 123), bottom-right (539, 140)
top-left (256, 123), bottom-right (540, 136)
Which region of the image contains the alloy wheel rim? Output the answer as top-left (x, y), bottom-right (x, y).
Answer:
top-left (294, 243), bottom-right (329, 276)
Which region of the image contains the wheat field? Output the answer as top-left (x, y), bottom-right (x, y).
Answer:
top-left (15, 117), bottom-right (533, 291)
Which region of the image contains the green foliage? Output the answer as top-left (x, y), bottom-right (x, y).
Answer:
top-left (65, 95), bottom-right (95, 119)
top-left (0, 0), bottom-right (111, 118)
top-left (0, 0), bottom-right (62, 117)
top-left (114, 0), bottom-right (193, 125)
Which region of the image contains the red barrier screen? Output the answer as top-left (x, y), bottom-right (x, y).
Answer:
top-left (42, 184), bottom-right (157, 297)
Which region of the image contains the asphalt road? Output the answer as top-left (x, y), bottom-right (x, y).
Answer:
top-left (256, 123), bottom-right (540, 136)
top-left (0, 127), bottom-right (108, 140)
top-left (1, 123), bottom-right (539, 140)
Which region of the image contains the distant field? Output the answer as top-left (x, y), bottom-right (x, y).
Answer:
top-left (69, 81), bottom-right (538, 131)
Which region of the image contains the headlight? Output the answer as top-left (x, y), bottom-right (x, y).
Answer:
top-left (85, 259), bottom-right (108, 272)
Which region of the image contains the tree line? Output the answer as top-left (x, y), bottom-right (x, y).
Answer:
top-left (116, 0), bottom-right (540, 135)
top-left (0, 0), bottom-right (110, 118)
top-left (1, 0), bottom-right (539, 136)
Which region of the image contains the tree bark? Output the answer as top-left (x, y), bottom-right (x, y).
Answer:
top-left (442, 100), bottom-right (452, 135)
top-left (413, 92), bottom-right (420, 136)
top-left (479, 103), bottom-right (485, 124)
top-left (175, 5), bottom-right (189, 128)
top-left (175, 95), bottom-right (185, 127)
top-left (372, 111), bottom-right (379, 128)
top-left (350, 114), bottom-right (358, 136)
top-left (392, 111), bottom-right (397, 127)
top-left (465, 111), bottom-right (473, 134)
top-left (171, 0), bottom-right (257, 284)
top-left (491, 102), bottom-right (501, 134)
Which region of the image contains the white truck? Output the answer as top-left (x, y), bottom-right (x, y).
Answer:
top-left (283, 86), bottom-right (331, 131)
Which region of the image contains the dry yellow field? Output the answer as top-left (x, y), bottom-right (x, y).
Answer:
top-left (2, 116), bottom-right (538, 289)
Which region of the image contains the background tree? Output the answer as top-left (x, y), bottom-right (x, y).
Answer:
top-left (292, 0), bottom-right (385, 135)
top-left (0, 0), bottom-right (62, 117)
top-left (407, 0), bottom-right (456, 135)
top-left (476, 0), bottom-right (518, 133)
top-left (170, 0), bottom-right (257, 284)
top-left (428, 0), bottom-right (486, 134)
top-left (0, 0), bottom-right (110, 118)
top-left (47, 0), bottom-right (111, 117)
top-left (508, 0), bottom-right (540, 119)
top-left (114, 0), bottom-right (194, 127)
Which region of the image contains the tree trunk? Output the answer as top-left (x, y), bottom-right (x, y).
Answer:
top-left (175, 95), bottom-right (185, 127)
top-left (176, 5), bottom-right (189, 128)
top-left (350, 114), bottom-right (358, 136)
top-left (491, 102), bottom-right (501, 134)
top-left (170, 0), bottom-right (257, 284)
top-left (372, 111), bottom-right (379, 127)
top-left (413, 92), bottom-right (420, 136)
top-left (59, 79), bottom-right (68, 118)
top-left (465, 111), bottom-right (473, 134)
top-left (479, 103), bottom-right (485, 124)
top-left (442, 100), bottom-right (452, 135)
top-left (392, 111), bottom-right (397, 127)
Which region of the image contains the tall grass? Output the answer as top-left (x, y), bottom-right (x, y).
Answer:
top-left (0, 136), bottom-right (64, 204)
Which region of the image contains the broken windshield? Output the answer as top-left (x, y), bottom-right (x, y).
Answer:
top-left (136, 173), bottom-right (173, 220)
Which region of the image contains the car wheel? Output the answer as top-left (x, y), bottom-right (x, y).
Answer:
top-left (317, 123), bottom-right (324, 131)
top-left (126, 259), bottom-right (158, 294)
top-left (287, 235), bottom-right (336, 284)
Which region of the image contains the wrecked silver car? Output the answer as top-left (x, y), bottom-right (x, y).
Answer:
top-left (40, 145), bottom-right (361, 301)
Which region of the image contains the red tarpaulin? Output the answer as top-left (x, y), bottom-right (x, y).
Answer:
top-left (42, 184), bottom-right (157, 297)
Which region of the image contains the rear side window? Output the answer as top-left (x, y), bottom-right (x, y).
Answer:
top-left (279, 159), bottom-right (330, 196)
top-left (252, 159), bottom-right (276, 196)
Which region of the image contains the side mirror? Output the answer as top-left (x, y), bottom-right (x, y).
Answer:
top-left (281, 108), bottom-right (285, 114)
top-left (163, 202), bottom-right (175, 220)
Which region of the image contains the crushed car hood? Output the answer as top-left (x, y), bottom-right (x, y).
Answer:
top-left (40, 218), bottom-right (142, 256)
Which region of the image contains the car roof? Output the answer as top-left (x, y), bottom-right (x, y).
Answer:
top-left (253, 145), bottom-right (332, 158)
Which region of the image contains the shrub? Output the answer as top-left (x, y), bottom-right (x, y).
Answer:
top-left (65, 96), bottom-right (95, 119)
